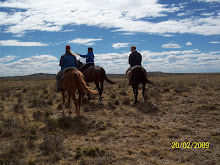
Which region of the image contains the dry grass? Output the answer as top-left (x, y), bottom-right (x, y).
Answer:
top-left (0, 74), bottom-right (220, 164)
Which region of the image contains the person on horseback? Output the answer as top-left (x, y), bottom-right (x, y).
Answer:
top-left (55, 45), bottom-right (77, 92)
top-left (126, 46), bottom-right (148, 85)
top-left (77, 47), bottom-right (95, 73)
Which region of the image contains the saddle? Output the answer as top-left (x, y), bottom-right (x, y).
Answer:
top-left (126, 65), bottom-right (146, 79)
top-left (83, 66), bottom-right (101, 74)
top-left (62, 67), bottom-right (77, 80)
top-left (63, 67), bottom-right (77, 73)
top-left (83, 66), bottom-right (93, 74)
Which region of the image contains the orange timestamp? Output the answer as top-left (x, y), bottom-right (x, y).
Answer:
top-left (172, 142), bottom-right (210, 149)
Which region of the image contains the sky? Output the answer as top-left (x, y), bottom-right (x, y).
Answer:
top-left (0, 0), bottom-right (220, 76)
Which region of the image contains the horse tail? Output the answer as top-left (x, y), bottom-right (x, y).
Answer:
top-left (76, 72), bottom-right (98, 94)
top-left (146, 78), bottom-right (153, 84)
top-left (101, 68), bottom-right (116, 84)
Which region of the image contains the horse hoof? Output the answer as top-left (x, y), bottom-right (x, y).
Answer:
top-left (98, 99), bottom-right (103, 105)
top-left (134, 100), bottom-right (138, 104)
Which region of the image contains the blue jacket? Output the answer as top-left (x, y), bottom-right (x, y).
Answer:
top-left (79, 52), bottom-right (94, 63)
top-left (59, 53), bottom-right (77, 71)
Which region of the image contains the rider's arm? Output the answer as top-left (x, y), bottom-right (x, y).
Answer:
top-left (59, 55), bottom-right (65, 66)
top-left (128, 54), bottom-right (132, 66)
top-left (79, 53), bottom-right (89, 58)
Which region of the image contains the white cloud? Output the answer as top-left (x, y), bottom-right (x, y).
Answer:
top-left (209, 41), bottom-right (220, 44)
top-left (61, 29), bottom-right (75, 32)
top-left (0, 40), bottom-right (48, 46)
top-left (197, 0), bottom-right (220, 2)
top-left (1, 49), bottom-right (220, 76)
top-left (186, 42), bottom-right (192, 46)
top-left (166, 55), bottom-right (179, 61)
top-left (0, 55), bottom-right (59, 76)
top-left (0, 55), bottom-right (17, 62)
top-left (177, 13), bottom-right (186, 17)
top-left (162, 43), bottom-right (182, 48)
top-left (68, 38), bottom-right (102, 46)
top-left (112, 43), bottom-right (130, 49)
top-left (1, 0), bottom-right (219, 36)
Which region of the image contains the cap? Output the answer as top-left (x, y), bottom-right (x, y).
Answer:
top-left (66, 45), bottom-right (71, 50)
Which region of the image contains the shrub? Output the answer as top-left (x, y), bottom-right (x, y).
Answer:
top-left (47, 99), bottom-right (53, 106)
top-left (1, 95), bottom-right (5, 101)
top-left (119, 90), bottom-right (127, 96)
top-left (45, 118), bottom-right (59, 131)
top-left (22, 88), bottom-right (27, 93)
top-left (17, 97), bottom-right (23, 103)
top-left (58, 116), bottom-right (73, 128)
top-left (33, 111), bottom-right (43, 121)
top-left (122, 97), bottom-right (130, 105)
top-left (14, 92), bottom-right (22, 98)
top-left (83, 147), bottom-right (96, 157)
top-left (84, 106), bottom-right (89, 112)
top-left (107, 101), bottom-right (116, 109)
top-left (13, 103), bottom-right (24, 113)
top-left (114, 100), bottom-right (120, 105)
top-left (43, 89), bottom-right (48, 94)
top-left (57, 103), bottom-right (63, 110)
top-left (110, 93), bottom-right (116, 99)
top-left (40, 130), bottom-right (65, 155)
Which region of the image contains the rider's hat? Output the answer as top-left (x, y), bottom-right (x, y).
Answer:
top-left (66, 45), bottom-right (71, 50)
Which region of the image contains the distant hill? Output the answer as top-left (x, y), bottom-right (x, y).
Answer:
top-left (0, 73), bottom-right (56, 81)
top-left (0, 72), bottom-right (219, 81)
top-left (0, 72), bottom-right (165, 80)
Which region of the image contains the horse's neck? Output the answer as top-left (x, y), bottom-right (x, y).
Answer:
top-left (79, 63), bottom-right (85, 70)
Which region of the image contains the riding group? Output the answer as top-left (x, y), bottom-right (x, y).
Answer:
top-left (55, 45), bottom-right (152, 116)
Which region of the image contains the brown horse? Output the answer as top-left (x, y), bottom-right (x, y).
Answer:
top-left (76, 60), bottom-right (116, 103)
top-left (61, 68), bottom-right (98, 116)
top-left (129, 67), bottom-right (152, 104)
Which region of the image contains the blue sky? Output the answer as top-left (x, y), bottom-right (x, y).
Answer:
top-left (0, 0), bottom-right (220, 76)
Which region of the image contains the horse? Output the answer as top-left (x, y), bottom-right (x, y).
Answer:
top-left (76, 60), bottom-right (116, 104)
top-left (61, 68), bottom-right (98, 116)
top-left (129, 67), bottom-right (152, 104)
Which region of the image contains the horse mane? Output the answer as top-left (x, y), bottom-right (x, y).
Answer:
top-left (70, 50), bottom-right (77, 58)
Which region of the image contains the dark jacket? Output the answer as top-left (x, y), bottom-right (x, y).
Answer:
top-left (129, 51), bottom-right (142, 67)
top-left (59, 52), bottom-right (77, 71)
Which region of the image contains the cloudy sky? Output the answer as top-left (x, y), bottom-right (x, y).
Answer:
top-left (0, 0), bottom-right (220, 76)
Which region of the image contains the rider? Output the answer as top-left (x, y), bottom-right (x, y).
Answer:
top-left (77, 47), bottom-right (94, 73)
top-left (55, 45), bottom-right (77, 92)
top-left (126, 46), bottom-right (148, 85)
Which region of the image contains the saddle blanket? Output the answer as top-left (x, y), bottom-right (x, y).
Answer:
top-left (126, 65), bottom-right (145, 78)
top-left (63, 67), bottom-right (77, 73)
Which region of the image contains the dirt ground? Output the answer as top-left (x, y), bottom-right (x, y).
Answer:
top-left (0, 73), bottom-right (219, 165)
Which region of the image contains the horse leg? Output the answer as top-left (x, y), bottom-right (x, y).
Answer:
top-left (100, 81), bottom-right (103, 101)
top-left (71, 92), bottom-right (78, 116)
top-left (95, 82), bottom-right (102, 104)
top-left (86, 83), bottom-right (91, 101)
top-left (132, 84), bottom-right (138, 104)
top-left (142, 82), bottom-right (146, 104)
top-left (61, 90), bottom-right (65, 115)
top-left (68, 92), bottom-right (72, 116)
top-left (78, 89), bottom-right (83, 116)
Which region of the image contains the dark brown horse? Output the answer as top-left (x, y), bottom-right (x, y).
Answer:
top-left (76, 60), bottom-right (116, 103)
top-left (129, 67), bottom-right (152, 104)
top-left (61, 68), bottom-right (98, 116)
